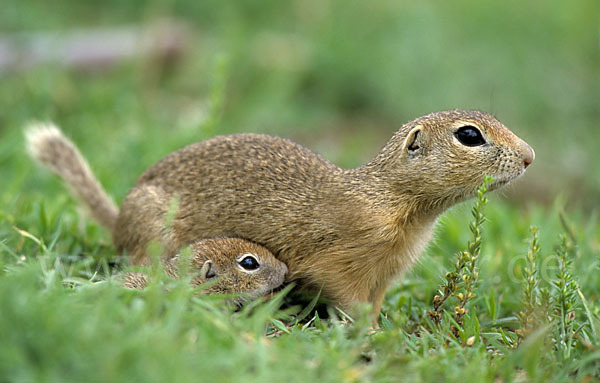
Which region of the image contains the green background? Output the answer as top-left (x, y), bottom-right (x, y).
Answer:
top-left (0, 1), bottom-right (599, 381)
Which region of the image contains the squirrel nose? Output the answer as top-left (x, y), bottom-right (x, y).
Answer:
top-left (519, 141), bottom-right (535, 168)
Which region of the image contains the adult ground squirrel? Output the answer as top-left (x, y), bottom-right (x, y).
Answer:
top-left (27, 110), bottom-right (534, 316)
top-left (122, 237), bottom-right (288, 305)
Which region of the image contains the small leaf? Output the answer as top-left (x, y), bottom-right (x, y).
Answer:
top-left (486, 290), bottom-right (497, 324)
top-left (271, 319), bottom-right (290, 334)
top-left (380, 313), bottom-right (393, 331)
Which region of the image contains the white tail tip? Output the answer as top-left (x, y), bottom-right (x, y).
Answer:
top-left (24, 122), bottom-right (64, 159)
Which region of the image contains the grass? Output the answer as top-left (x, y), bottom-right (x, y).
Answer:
top-left (1, 0), bottom-right (599, 382)
top-left (2, 178), bottom-right (598, 382)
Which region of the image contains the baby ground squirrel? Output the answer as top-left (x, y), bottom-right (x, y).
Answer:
top-left (122, 237), bottom-right (287, 305)
top-left (27, 110), bottom-right (534, 316)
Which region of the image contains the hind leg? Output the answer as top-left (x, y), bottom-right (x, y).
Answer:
top-left (114, 185), bottom-right (180, 265)
top-left (369, 284), bottom-right (390, 326)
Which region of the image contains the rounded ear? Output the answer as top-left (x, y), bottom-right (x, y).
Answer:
top-left (199, 260), bottom-right (216, 280)
top-left (402, 125), bottom-right (425, 157)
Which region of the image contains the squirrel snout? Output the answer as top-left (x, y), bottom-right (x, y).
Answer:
top-left (519, 141), bottom-right (535, 169)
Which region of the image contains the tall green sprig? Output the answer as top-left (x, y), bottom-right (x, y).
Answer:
top-left (516, 228), bottom-right (588, 367)
top-left (429, 176), bottom-right (491, 336)
top-left (518, 226), bottom-right (542, 335)
top-left (552, 234), bottom-right (579, 361)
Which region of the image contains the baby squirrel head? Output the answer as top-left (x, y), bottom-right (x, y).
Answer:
top-left (182, 238), bottom-right (287, 304)
top-left (374, 110), bottom-right (534, 211)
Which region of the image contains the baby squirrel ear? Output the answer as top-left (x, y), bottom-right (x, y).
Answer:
top-left (199, 260), bottom-right (216, 280)
top-left (402, 125), bottom-right (425, 157)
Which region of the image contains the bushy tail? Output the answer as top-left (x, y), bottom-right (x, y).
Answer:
top-left (25, 123), bottom-right (119, 231)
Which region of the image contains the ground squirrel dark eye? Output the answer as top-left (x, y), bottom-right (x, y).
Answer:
top-left (238, 255), bottom-right (260, 271)
top-left (455, 126), bottom-right (486, 147)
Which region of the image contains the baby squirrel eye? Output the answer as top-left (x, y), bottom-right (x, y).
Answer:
top-left (238, 255), bottom-right (260, 271)
top-left (455, 126), bottom-right (486, 147)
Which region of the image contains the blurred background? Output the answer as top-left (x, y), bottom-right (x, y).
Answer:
top-left (1, 0), bottom-right (599, 208)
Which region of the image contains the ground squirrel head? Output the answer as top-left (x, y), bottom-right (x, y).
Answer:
top-left (372, 110), bottom-right (534, 211)
top-left (125, 238), bottom-right (287, 304)
top-left (184, 238), bottom-right (287, 302)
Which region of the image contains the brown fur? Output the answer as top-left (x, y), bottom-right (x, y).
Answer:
top-left (122, 238), bottom-right (288, 304)
top-left (27, 110), bottom-right (534, 316)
